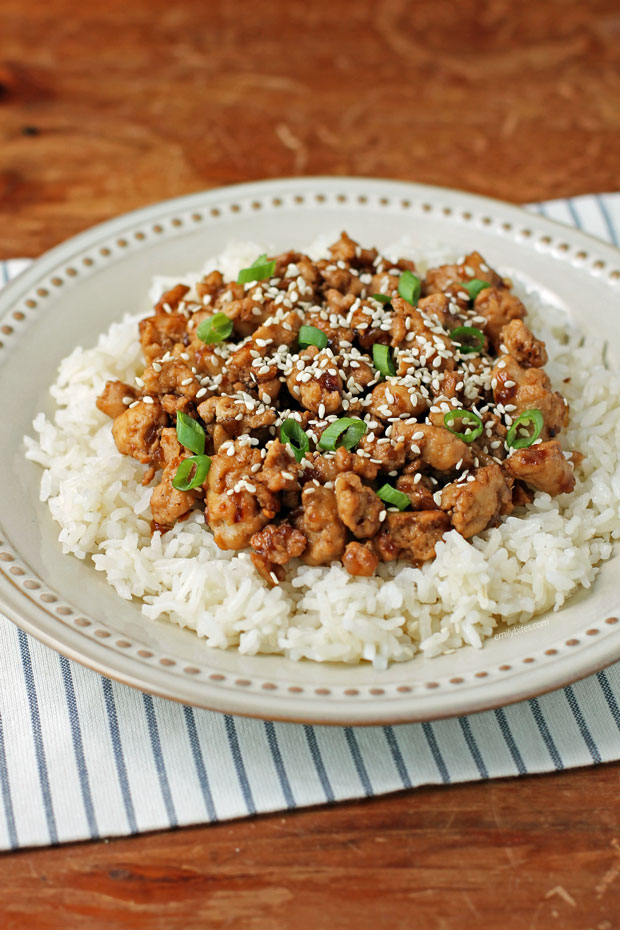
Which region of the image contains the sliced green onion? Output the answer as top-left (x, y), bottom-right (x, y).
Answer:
top-left (280, 418), bottom-right (309, 462)
top-left (196, 311), bottom-right (233, 344)
top-left (377, 484), bottom-right (410, 511)
top-left (237, 254), bottom-right (276, 284)
top-left (176, 411), bottom-right (205, 455)
top-left (398, 270), bottom-right (421, 305)
top-left (372, 343), bottom-right (396, 377)
top-left (450, 325), bottom-right (485, 355)
top-left (318, 417), bottom-right (367, 452)
top-left (172, 455), bottom-right (211, 491)
top-left (505, 409), bottom-right (544, 449)
top-left (460, 278), bottom-right (491, 301)
top-left (372, 293), bottom-right (391, 305)
top-left (443, 409), bottom-right (483, 443)
top-left (298, 325), bottom-right (328, 349)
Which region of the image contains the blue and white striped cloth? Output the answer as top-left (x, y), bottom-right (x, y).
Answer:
top-left (0, 193), bottom-right (619, 850)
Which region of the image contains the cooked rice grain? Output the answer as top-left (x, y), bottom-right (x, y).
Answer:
top-left (24, 244), bottom-right (620, 668)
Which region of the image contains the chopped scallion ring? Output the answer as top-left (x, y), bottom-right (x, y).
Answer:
top-left (397, 270), bottom-right (421, 305)
top-left (176, 411), bottom-right (206, 455)
top-left (372, 343), bottom-right (396, 377)
top-left (505, 409), bottom-right (544, 449)
top-left (460, 278), bottom-right (491, 301)
top-left (372, 293), bottom-right (392, 305)
top-left (377, 484), bottom-right (410, 510)
top-left (449, 325), bottom-right (485, 354)
top-left (280, 418), bottom-right (310, 462)
top-left (172, 455), bottom-right (211, 491)
top-left (196, 311), bottom-right (233, 344)
top-left (443, 409), bottom-right (483, 443)
top-left (237, 254), bottom-right (276, 284)
top-left (318, 417), bottom-right (367, 452)
top-left (298, 325), bottom-right (328, 349)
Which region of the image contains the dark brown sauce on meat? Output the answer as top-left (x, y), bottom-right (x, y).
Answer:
top-left (320, 372), bottom-right (340, 392)
top-left (99, 235), bottom-right (579, 581)
top-left (494, 370), bottom-right (517, 403)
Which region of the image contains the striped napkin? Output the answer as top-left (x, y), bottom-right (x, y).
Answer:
top-left (0, 193), bottom-right (619, 850)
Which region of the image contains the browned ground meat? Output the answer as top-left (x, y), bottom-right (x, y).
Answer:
top-left (293, 486), bottom-right (347, 565)
top-left (96, 380), bottom-right (136, 418)
top-left (376, 511), bottom-right (452, 563)
top-left (111, 400), bottom-right (168, 464)
top-left (504, 440), bottom-right (576, 496)
top-left (342, 541), bottom-right (379, 577)
top-left (97, 234), bottom-right (580, 582)
top-left (334, 472), bottom-right (384, 538)
top-left (251, 523), bottom-right (308, 565)
top-left (499, 319), bottom-right (548, 368)
top-left (440, 463), bottom-right (513, 539)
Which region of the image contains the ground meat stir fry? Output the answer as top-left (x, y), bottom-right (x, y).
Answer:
top-left (97, 234), bottom-right (580, 586)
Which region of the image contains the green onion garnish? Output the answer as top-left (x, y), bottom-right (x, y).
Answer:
top-left (505, 409), bottom-right (544, 449)
top-left (372, 343), bottom-right (396, 377)
top-left (372, 293), bottom-right (392, 305)
top-left (318, 417), bottom-right (367, 452)
top-left (176, 411), bottom-right (205, 455)
top-left (172, 455), bottom-right (211, 491)
top-left (298, 325), bottom-right (329, 350)
top-left (397, 270), bottom-right (421, 305)
top-left (237, 253), bottom-right (276, 285)
top-left (280, 418), bottom-right (309, 462)
top-left (460, 279), bottom-right (491, 301)
top-left (443, 409), bottom-right (483, 443)
top-left (377, 484), bottom-right (410, 510)
top-left (196, 311), bottom-right (233, 344)
top-left (450, 325), bottom-right (485, 355)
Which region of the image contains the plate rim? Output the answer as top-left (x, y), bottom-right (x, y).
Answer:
top-left (1, 175), bottom-right (619, 725)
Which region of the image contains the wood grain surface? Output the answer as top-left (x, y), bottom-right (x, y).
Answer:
top-left (1, 0), bottom-right (620, 927)
top-left (1, 766), bottom-right (619, 930)
top-left (1, 0), bottom-right (620, 257)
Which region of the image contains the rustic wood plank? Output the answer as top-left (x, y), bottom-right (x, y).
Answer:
top-left (1, 0), bottom-right (620, 256)
top-left (1, 767), bottom-right (619, 929)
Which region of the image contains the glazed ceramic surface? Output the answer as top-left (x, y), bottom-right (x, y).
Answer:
top-left (1, 177), bottom-right (619, 724)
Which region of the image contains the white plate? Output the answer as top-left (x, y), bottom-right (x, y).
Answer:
top-left (1, 177), bottom-right (619, 725)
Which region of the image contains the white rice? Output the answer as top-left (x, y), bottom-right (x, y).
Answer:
top-left (24, 241), bottom-right (620, 669)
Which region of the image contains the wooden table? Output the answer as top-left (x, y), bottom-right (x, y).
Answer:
top-left (1, 0), bottom-right (619, 926)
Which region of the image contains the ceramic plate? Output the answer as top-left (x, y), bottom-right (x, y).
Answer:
top-left (1, 177), bottom-right (619, 724)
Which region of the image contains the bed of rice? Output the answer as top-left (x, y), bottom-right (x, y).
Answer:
top-left (24, 240), bottom-right (620, 669)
